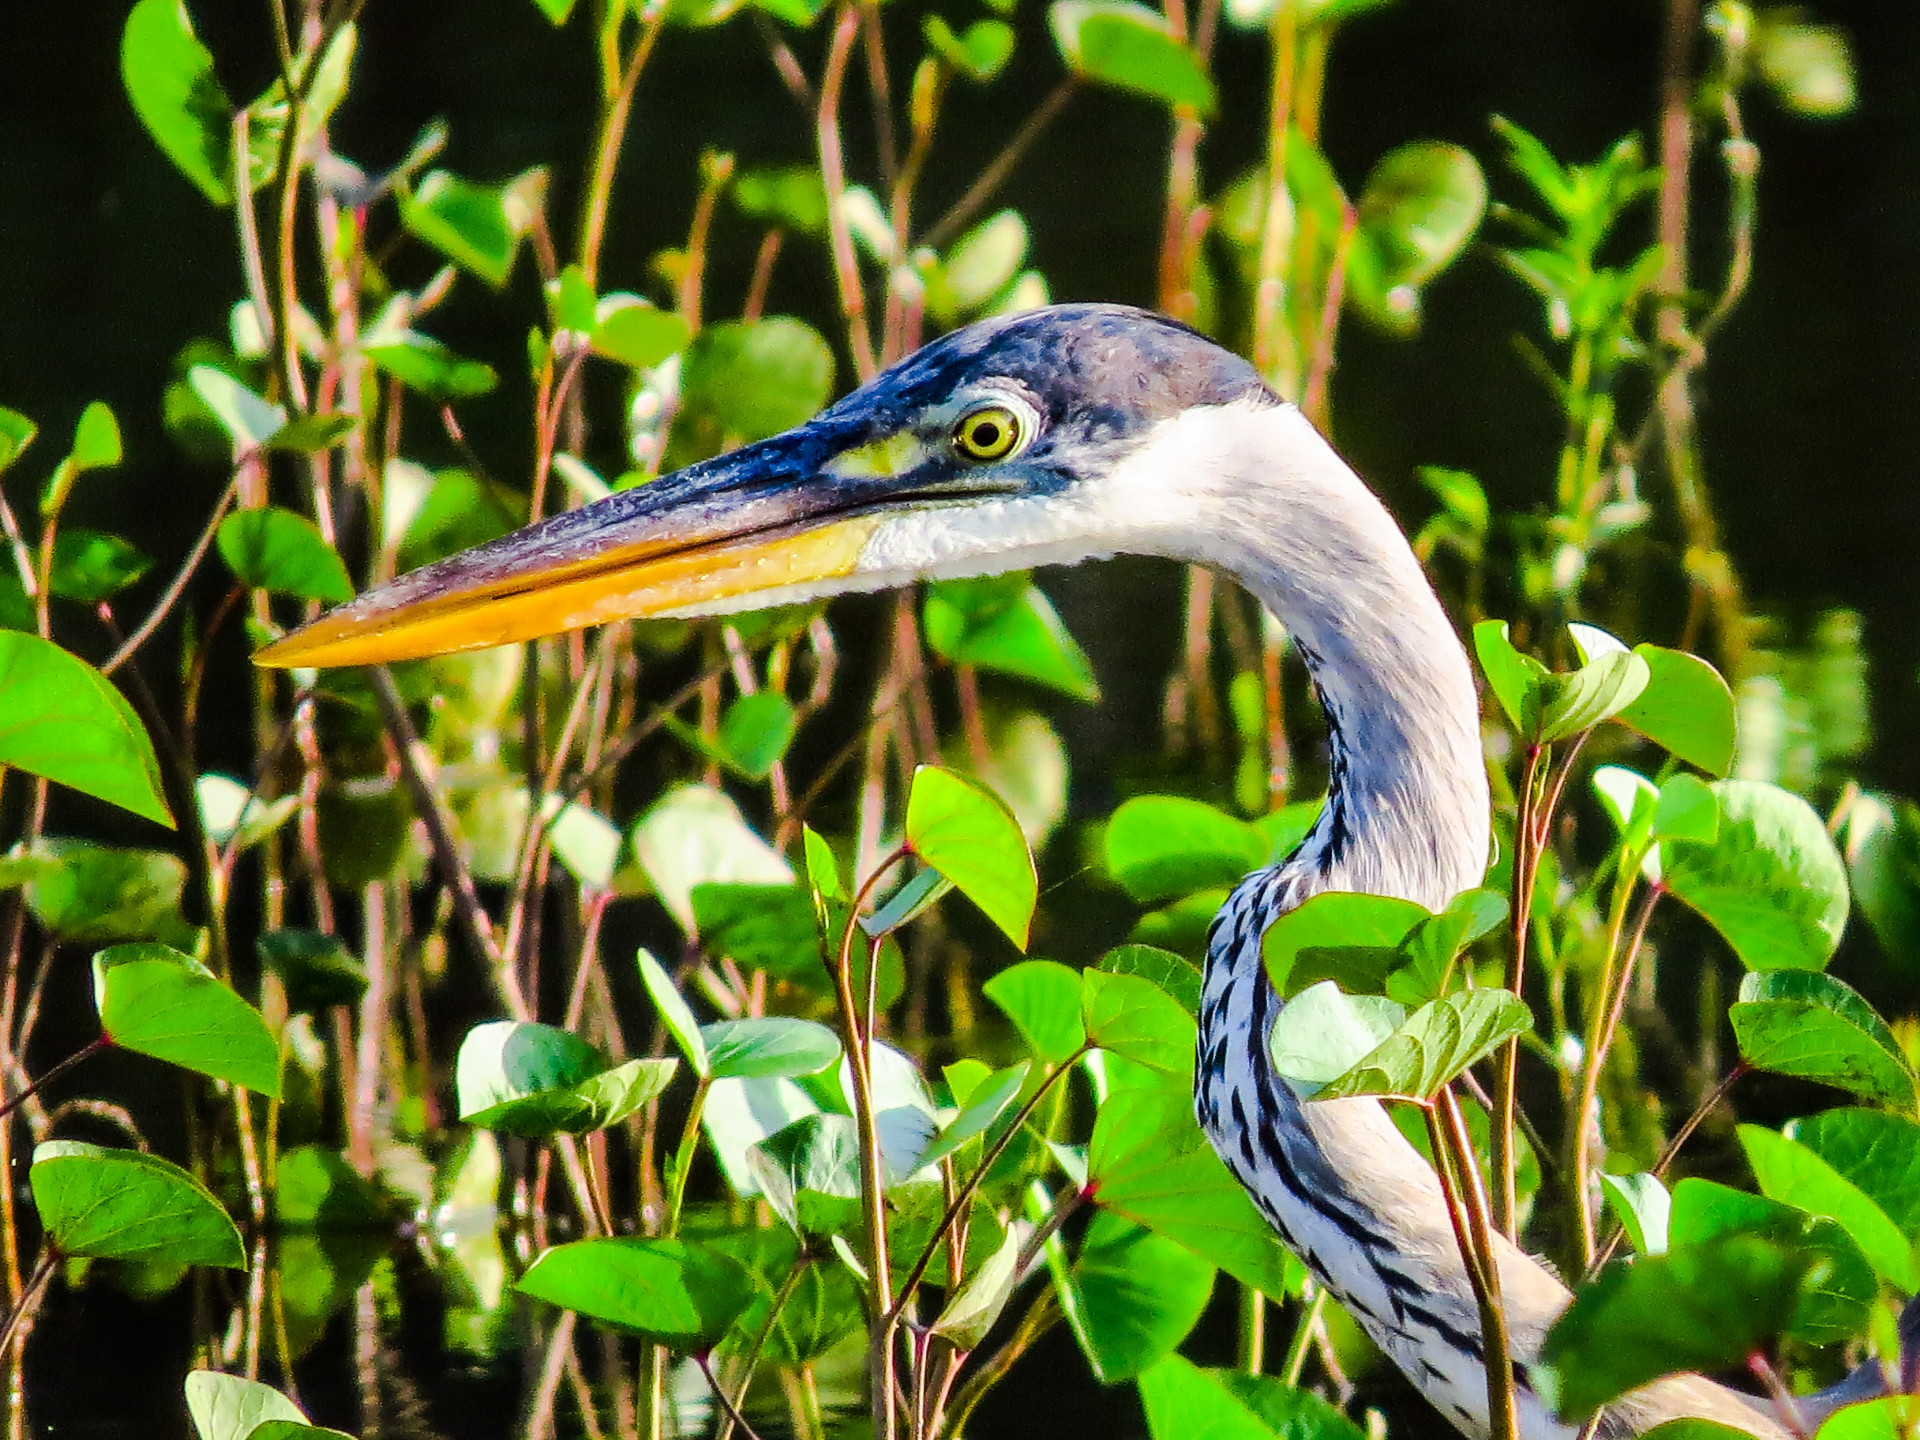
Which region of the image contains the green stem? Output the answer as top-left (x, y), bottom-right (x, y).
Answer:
top-left (1279, 1285), bottom-right (1325, 1387)
top-left (1429, 1090), bottom-right (1518, 1440)
top-left (664, 1077), bottom-right (711, 1236)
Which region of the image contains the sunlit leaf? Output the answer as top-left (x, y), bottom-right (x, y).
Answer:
top-left (733, 166), bottom-right (829, 236)
top-left (1472, 620), bottom-right (1545, 735)
top-left (1813, 1400), bottom-right (1920, 1440)
top-left (1087, 1086), bottom-right (1293, 1295)
top-left (1097, 944), bottom-right (1200, 1016)
top-left (906, 765), bottom-right (1037, 947)
top-left (1081, 969), bottom-right (1194, 1077)
top-left (1105, 795), bottom-right (1265, 904)
top-left (1662, 780), bottom-right (1850, 971)
top-left (184, 1372), bottom-right (307, 1440)
top-left (984, 959), bottom-right (1087, 1063)
top-left (1266, 981), bottom-right (1405, 1093)
top-left (31, 1140), bottom-right (244, 1267)
top-left (1307, 987), bottom-right (1531, 1103)
top-left (1538, 649), bottom-right (1650, 743)
top-left (749, 1112), bottom-right (865, 1234)
top-left (50, 529), bottom-right (151, 604)
top-left (399, 170), bottom-right (523, 287)
top-left (633, 786), bottom-right (792, 930)
top-left (1787, 1108), bottom-right (1920, 1235)
top-left (1617, 646), bottom-right (1738, 775)
top-left (25, 841), bottom-right (187, 941)
top-left (931, 1224), bottom-right (1021, 1350)
top-left (925, 212), bottom-right (1030, 324)
top-left (1262, 891), bottom-right (1429, 997)
top-left (701, 1018), bottom-right (841, 1081)
top-left (593, 296), bottom-right (690, 369)
top-left (1049, 1), bottom-right (1215, 114)
top-left (923, 17), bottom-right (1016, 82)
top-left (1738, 1124), bottom-right (1913, 1289)
top-left (710, 1229), bottom-right (862, 1366)
top-left (93, 943), bottom-right (281, 1097)
top-left (919, 1061), bottom-right (1029, 1171)
top-left (1730, 970), bottom-right (1918, 1112)
top-left (456, 1020), bottom-right (677, 1137)
top-left (189, 366), bottom-right (285, 450)
top-left (0, 634), bottom-right (172, 826)
top-left (1599, 1172), bottom-right (1670, 1255)
top-left (518, 1237), bottom-right (755, 1348)
top-left (217, 506), bottom-right (353, 603)
top-left (923, 574), bottom-right (1097, 701)
top-left (364, 332), bottom-right (499, 401)
top-left (638, 948), bottom-right (710, 1077)
top-left (121, 0), bottom-right (234, 206)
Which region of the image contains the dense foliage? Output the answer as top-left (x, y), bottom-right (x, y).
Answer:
top-left (0, 3), bottom-right (1911, 1440)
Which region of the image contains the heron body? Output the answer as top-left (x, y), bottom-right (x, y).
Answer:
top-left (264, 304), bottom-right (1782, 1440)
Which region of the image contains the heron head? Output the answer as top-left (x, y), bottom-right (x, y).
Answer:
top-left (256, 303), bottom-right (1270, 669)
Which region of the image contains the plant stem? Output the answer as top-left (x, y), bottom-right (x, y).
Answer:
top-left (1492, 741), bottom-right (1543, 1239)
top-left (577, 3), bottom-right (668, 287)
top-left (1428, 1090), bottom-right (1518, 1440)
top-left (715, 1256), bottom-right (811, 1440)
top-left (0, 1036), bottom-right (107, 1124)
top-left (920, 79), bottom-right (1076, 252)
top-left (0, 1249), bottom-right (54, 1362)
top-left (1251, 0), bottom-right (1298, 394)
top-left (1279, 1285), bottom-right (1326, 1386)
top-left (700, 1354), bottom-right (769, 1440)
top-left (817, 4), bottom-right (878, 382)
top-left (663, 1077), bottom-right (710, 1236)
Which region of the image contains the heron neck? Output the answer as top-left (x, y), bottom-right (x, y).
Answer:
top-left (1169, 400), bottom-right (1489, 910)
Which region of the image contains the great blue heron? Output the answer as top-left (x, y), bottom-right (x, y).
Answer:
top-left (262, 304), bottom-right (1785, 1440)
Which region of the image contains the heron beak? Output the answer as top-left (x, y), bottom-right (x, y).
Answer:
top-left (255, 424), bottom-right (903, 669)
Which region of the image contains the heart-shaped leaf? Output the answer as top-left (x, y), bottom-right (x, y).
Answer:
top-left (0, 634), bottom-right (172, 826)
top-left (1106, 795), bottom-right (1267, 904)
top-left (31, 1140), bottom-right (244, 1267)
top-left (1731, 970), bottom-right (1917, 1111)
top-left (94, 943), bottom-right (282, 1097)
top-left (456, 1020), bottom-right (677, 1136)
top-left (1081, 969), bottom-right (1195, 1076)
top-left (517, 1237), bottom-right (755, 1348)
top-left (905, 765), bottom-right (1037, 947)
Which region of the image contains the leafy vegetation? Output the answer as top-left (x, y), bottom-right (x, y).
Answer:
top-left (0, 1), bottom-right (1899, 1439)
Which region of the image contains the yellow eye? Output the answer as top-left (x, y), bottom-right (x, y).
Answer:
top-left (952, 404), bottom-right (1023, 463)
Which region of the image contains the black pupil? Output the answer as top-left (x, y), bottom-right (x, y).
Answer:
top-left (971, 418), bottom-right (1003, 450)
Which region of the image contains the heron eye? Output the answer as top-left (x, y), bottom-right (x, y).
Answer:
top-left (952, 404), bottom-right (1022, 463)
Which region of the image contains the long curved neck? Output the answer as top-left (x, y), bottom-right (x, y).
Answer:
top-left (1156, 398), bottom-right (1490, 908)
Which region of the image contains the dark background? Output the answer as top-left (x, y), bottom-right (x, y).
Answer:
top-left (0, 1), bottom-right (1915, 1435)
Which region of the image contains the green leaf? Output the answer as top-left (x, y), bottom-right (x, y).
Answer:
top-left (545, 797), bottom-right (621, 890)
top-left (456, 1020), bottom-right (677, 1137)
top-left (1599, 1172), bottom-right (1670, 1255)
top-left (267, 414), bottom-right (357, 455)
top-left (923, 574), bottom-right (1098, 701)
top-left (1214, 1372), bottom-right (1366, 1440)
top-left (1262, 891), bottom-right (1430, 997)
top-left (94, 943), bottom-right (282, 1098)
top-left (984, 959), bottom-right (1087, 1063)
top-left (691, 883), bottom-right (821, 984)
top-left (632, 785), bottom-right (792, 930)
top-left (919, 1061), bottom-right (1029, 1171)
top-left (0, 633), bottom-right (173, 825)
top-left (272, 1143), bottom-right (387, 1230)
top-left (1049, 1), bottom-right (1215, 114)
top-left (1738, 1124), bottom-right (1914, 1289)
top-left (1267, 981), bottom-right (1406, 1092)
top-left (711, 1231), bottom-right (862, 1365)
top-left (701, 1018), bottom-right (841, 1081)
top-left (1097, 944), bottom-right (1201, 1017)
top-left (256, 929), bottom-right (368, 1013)
top-left (749, 1112), bottom-right (866, 1233)
top-left (24, 842), bottom-right (187, 941)
top-left (638, 948), bottom-right (710, 1077)
top-left (1731, 970), bottom-right (1918, 1111)
top-left (680, 318), bottom-right (834, 444)
top-left (925, 212), bottom-right (1030, 324)
top-left (1472, 620), bottom-right (1545, 735)
top-left (1757, 20), bottom-right (1856, 118)
top-left (1662, 780), bottom-right (1851, 971)
top-left (527, 0), bottom-right (581, 23)
top-left (1088, 1086), bottom-right (1294, 1295)
top-left (715, 691), bottom-right (797, 780)
top-left (1105, 795), bottom-right (1266, 904)
top-left (862, 867), bottom-right (953, 937)
top-left (1668, 1178), bottom-right (1876, 1345)
top-left (1537, 1235), bottom-right (1815, 1419)
top-left (923, 17), bottom-right (1015, 81)
top-left (1058, 1212), bottom-right (1213, 1382)
top-left (121, 0), bottom-right (234, 206)
top-left (1538, 649), bottom-right (1651, 743)
top-left (1140, 1356), bottom-right (1358, 1440)
top-left (217, 507), bottom-right (354, 604)
top-left (0, 408), bottom-right (36, 477)
top-left (702, 1077), bottom-right (820, 1198)
top-left (189, 366), bottom-right (285, 450)
top-left (592, 297), bottom-right (691, 370)
top-left (50, 529), bottom-right (152, 605)
top-left (184, 1371), bottom-right (307, 1440)
top-left (1844, 794), bottom-right (1920, 975)
top-left (1311, 988), bottom-right (1532, 1102)
top-left (1082, 969), bottom-right (1195, 1077)
top-left (364, 332), bottom-right (499, 401)
top-left (733, 166), bottom-right (829, 236)
top-left (31, 1140), bottom-right (244, 1267)
top-left (1616, 646), bottom-right (1738, 775)
top-left (1787, 1108), bottom-right (1920, 1234)
top-left (518, 1237), bottom-right (756, 1348)
top-left (931, 1224), bottom-right (1021, 1350)
top-left (247, 1424), bottom-right (356, 1440)
top-left (399, 170), bottom-right (522, 287)
top-left (906, 765), bottom-right (1037, 947)
top-left (1348, 142), bottom-right (1487, 336)
top-left (39, 402), bottom-right (122, 519)
top-left (1814, 1400), bottom-right (1920, 1440)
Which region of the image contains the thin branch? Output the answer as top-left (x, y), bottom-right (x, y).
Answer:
top-left (921, 79), bottom-right (1076, 252)
top-left (102, 483), bottom-right (237, 675)
top-left (817, 4), bottom-right (878, 380)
